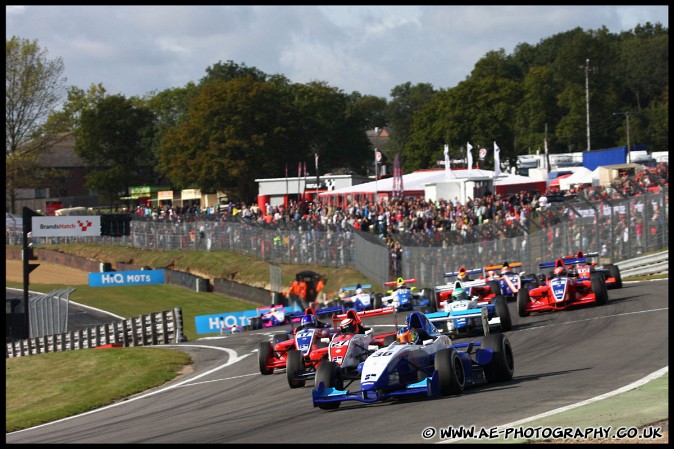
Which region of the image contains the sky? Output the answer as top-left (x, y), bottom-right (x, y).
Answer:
top-left (6, 5), bottom-right (669, 101)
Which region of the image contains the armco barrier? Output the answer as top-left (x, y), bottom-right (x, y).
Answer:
top-left (6, 307), bottom-right (185, 358)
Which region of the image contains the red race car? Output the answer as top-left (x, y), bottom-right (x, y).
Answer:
top-left (285, 306), bottom-right (398, 389)
top-left (517, 257), bottom-right (609, 317)
top-left (257, 306), bottom-right (340, 377)
top-left (562, 251), bottom-right (623, 290)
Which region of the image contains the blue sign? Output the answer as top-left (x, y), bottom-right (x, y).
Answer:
top-left (89, 270), bottom-right (165, 287)
top-left (195, 306), bottom-right (299, 335)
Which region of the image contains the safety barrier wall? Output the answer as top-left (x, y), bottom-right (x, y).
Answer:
top-left (6, 308), bottom-right (184, 358)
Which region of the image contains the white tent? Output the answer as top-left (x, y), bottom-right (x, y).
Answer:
top-left (559, 167), bottom-right (594, 191)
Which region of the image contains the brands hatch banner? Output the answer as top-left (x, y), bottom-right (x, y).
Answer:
top-left (89, 269), bottom-right (165, 287)
top-left (31, 216), bottom-right (101, 237)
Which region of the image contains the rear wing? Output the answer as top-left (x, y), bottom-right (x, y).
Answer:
top-left (484, 261), bottom-right (522, 271)
top-left (435, 278), bottom-right (486, 293)
top-left (288, 305), bottom-right (345, 321)
top-left (339, 283), bottom-right (372, 293)
top-left (332, 305), bottom-right (396, 323)
top-left (384, 278), bottom-right (417, 287)
top-left (443, 268), bottom-right (482, 278)
top-left (426, 307), bottom-right (490, 336)
top-left (539, 257), bottom-right (588, 270)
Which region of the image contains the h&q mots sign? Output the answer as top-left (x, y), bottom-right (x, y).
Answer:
top-left (31, 216), bottom-right (101, 237)
top-left (89, 270), bottom-right (165, 287)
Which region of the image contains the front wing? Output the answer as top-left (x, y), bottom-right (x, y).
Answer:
top-left (312, 371), bottom-right (442, 406)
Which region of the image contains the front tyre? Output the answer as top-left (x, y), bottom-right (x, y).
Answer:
top-left (494, 296), bottom-right (512, 331)
top-left (591, 272), bottom-right (609, 306)
top-left (435, 348), bottom-right (465, 395)
top-left (258, 342), bottom-right (274, 375)
top-left (481, 333), bottom-right (514, 382)
top-left (517, 288), bottom-right (530, 317)
top-left (314, 361), bottom-right (343, 410)
top-left (286, 349), bottom-right (306, 388)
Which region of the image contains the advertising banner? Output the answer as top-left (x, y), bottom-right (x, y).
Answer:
top-left (89, 269), bottom-right (165, 287)
top-left (32, 216), bottom-right (101, 237)
top-left (194, 306), bottom-right (297, 334)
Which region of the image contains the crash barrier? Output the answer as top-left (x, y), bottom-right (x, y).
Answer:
top-left (615, 251), bottom-right (668, 277)
top-left (28, 288), bottom-right (75, 338)
top-left (212, 278), bottom-right (270, 306)
top-left (6, 187), bottom-right (667, 288)
top-left (6, 307), bottom-right (184, 358)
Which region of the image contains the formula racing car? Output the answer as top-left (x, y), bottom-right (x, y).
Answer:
top-left (336, 283), bottom-right (384, 311)
top-left (257, 306), bottom-right (343, 376)
top-left (517, 257), bottom-right (609, 317)
top-left (312, 311), bottom-right (514, 409)
top-left (562, 251), bottom-right (623, 290)
top-left (286, 306), bottom-right (398, 388)
top-left (381, 277), bottom-right (435, 313)
top-left (426, 280), bottom-right (512, 337)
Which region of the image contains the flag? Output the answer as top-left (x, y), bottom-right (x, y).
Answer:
top-left (494, 141), bottom-right (502, 177)
top-left (285, 162), bottom-right (288, 178)
top-left (444, 144), bottom-right (450, 176)
top-left (467, 143), bottom-right (473, 171)
top-left (544, 137), bottom-right (550, 172)
top-left (315, 153), bottom-right (319, 171)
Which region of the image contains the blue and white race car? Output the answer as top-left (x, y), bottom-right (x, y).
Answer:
top-left (312, 311), bottom-right (514, 409)
top-left (337, 283), bottom-right (383, 312)
top-left (381, 278), bottom-right (435, 313)
top-left (426, 280), bottom-right (512, 337)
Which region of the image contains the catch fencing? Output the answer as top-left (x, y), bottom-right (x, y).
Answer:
top-left (6, 188), bottom-right (668, 289)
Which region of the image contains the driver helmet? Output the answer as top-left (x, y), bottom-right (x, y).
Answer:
top-left (452, 287), bottom-right (469, 301)
top-left (554, 266), bottom-right (567, 277)
top-left (396, 326), bottom-right (419, 344)
top-left (457, 267), bottom-right (468, 280)
top-left (501, 262), bottom-right (510, 274)
top-left (396, 277), bottom-right (406, 288)
top-left (300, 314), bottom-right (318, 328)
top-left (340, 318), bottom-right (357, 334)
top-left (355, 284), bottom-right (363, 295)
top-left (486, 270), bottom-right (496, 279)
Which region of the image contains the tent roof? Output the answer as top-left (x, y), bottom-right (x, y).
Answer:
top-left (559, 167), bottom-right (594, 190)
top-left (318, 168), bottom-right (542, 197)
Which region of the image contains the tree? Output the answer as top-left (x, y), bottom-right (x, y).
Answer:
top-left (74, 95), bottom-right (158, 207)
top-left (6, 36), bottom-right (67, 213)
top-left (157, 78), bottom-right (304, 201)
top-left (385, 82), bottom-right (436, 162)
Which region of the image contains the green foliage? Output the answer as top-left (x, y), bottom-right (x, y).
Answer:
top-left (74, 95), bottom-right (159, 204)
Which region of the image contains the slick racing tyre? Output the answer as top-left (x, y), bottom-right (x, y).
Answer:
top-left (494, 296), bottom-right (512, 331)
top-left (606, 264), bottom-right (623, 289)
top-left (517, 288), bottom-right (530, 317)
top-left (481, 333), bottom-right (514, 383)
top-left (286, 349), bottom-right (306, 388)
top-left (488, 280), bottom-right (502, 296)
top-left (435, 348), bottom-right (465, 396)
top-left (250, 316), bottom-right (261, 330)
top-left (258, 341), bottom-right (274, 375)
top-left (314, 361), bottom-right (343, 410)
top-left (591, 272), bottom-right (609, 306)
top-left (373, 293), bottom-right (383, 309)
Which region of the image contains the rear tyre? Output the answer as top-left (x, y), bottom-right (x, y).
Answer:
top-left (286, 349), bottom-right (306, 388)
top-left (494, 296), bottom-right (512, 331)
top-left (250, 316), bottom-right (261, 330)
top-left (435, 348), bottom-right (465, 395)
top-left (517, 289), bottom-right (530, 317)
top-left (258, 342), bottom-right (274, 375)
top-left (488, 280), bottom-right (502, 296)
top-left (314, 361), bottom-right (343, 410)
top-left (606, 264), bottom-right (623, 289)
top-left (481, 333), bottom-right (514, 382)
top-left (374, 293), bottom-right (383, 309)
top-left (591, 272), bottom-right (609, 306)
